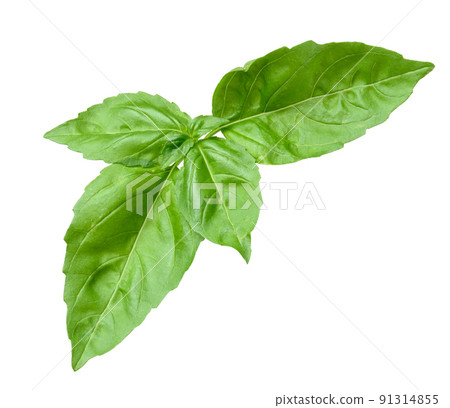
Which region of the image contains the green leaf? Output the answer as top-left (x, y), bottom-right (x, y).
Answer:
top-left (212, 41), bottom-right (434, 164)
top-left (187, 115), bottom-right (229, 139)
top-left (64, 164), bottom-right (202, 370)
top-left (44, 41), bottom-right (433, 370)
top-left (45, 92), bottom-right (194, 168)
top-left (175, 138), bottom-right (261, 262)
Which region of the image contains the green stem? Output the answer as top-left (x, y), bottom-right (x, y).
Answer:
top-left (203, 123), bottom-right (230, 139)
top-left (173, 156), bottom-right (184, 168)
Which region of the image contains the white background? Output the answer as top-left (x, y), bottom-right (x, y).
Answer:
top-left (1, 0), bottom-right (448, 407)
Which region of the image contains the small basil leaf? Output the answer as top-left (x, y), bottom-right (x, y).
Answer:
top-left (45, 92), bottom-right (193, 168)
top-left (212, 41), bottom-right (434, 164)
top-left (188, 115), bottom-right (229, 139)
top-left (175, 138), bottom-right (261, 262)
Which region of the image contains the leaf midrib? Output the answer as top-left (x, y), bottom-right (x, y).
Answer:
top-left (47, 128), bottom-right (187, 138)
top-left (208, 66), bottom-right (430, 136)
top-left (76, 165), bottom-right (177, 366)
top-left (197, 143), bottom-right (245, 246)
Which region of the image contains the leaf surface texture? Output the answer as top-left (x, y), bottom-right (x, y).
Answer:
top-left (45, 92), bottom-right (194, 168)
top-left (176, 138), bottom-right (261, 262)
top-left (64, 164), bottom-right (202, 370)
top-left (212, 41), bottom-right (434, 164)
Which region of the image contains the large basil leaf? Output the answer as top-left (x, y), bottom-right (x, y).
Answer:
top-left (212, 41), bottom-right (434, 164)
top-left (45, 92), bottom-right (194, 168)
top-left (175, 138), bottom-right (261, 262)
top-left (64, 164), bottom-right (202, 370)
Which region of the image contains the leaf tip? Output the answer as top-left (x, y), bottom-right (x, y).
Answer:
top-left (43, 129), bottom-right (55, 140)
top-left (237, 234), bottom-right (252, 263)
top-left (71, 358), bottom-right (83, 372)
top-left (71, 351), bottom-right (89, 371)
top-left (417, 60), bottom-right (435, 78)
top-left (70, 342), bottom-right (90, 371)
top-left (425, 61), bottom-right (435, 73)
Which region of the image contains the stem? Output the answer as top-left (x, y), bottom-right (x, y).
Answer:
top-left (203, 123), bottom-right (230, 139)
top-left (173, 156), bottom-right (184, 168)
